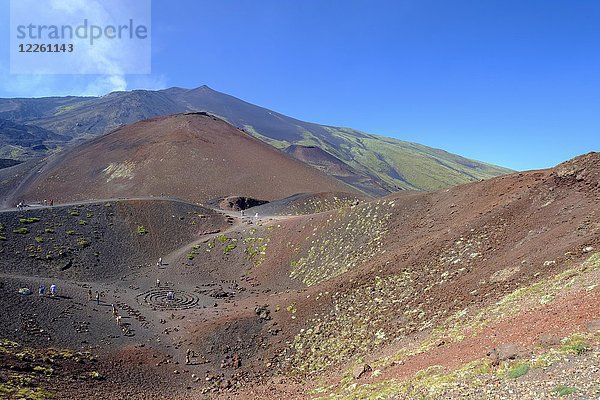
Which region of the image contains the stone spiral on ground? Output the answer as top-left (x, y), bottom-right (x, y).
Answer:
top-left (137, 288), bottom-right (200, 310)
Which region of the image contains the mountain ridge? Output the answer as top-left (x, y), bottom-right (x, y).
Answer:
top-left (0, 85), bottom-right (513, 194)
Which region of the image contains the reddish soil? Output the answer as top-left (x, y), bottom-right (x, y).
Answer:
top-left (11, 112), bottom-right (359, 206)
top-left (0, 152), bottom-right (598, 399)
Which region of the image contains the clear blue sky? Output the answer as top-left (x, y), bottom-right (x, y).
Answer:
top-left (1, 0), bottom-right (599, 171)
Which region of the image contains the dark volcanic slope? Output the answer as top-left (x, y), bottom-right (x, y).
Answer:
top-left (0, 199), bottom-right (228, 281)
top-left (12, 112), bottom-right (358, 205)
top-left (284, 144), bottom-right (390, 196)
top-left (0, 86), bottom-right (512, 193)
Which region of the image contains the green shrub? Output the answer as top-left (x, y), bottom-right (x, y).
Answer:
top-left (66, 230), bottom-right (76, 235)
top-left (217, 234), bottom-right (228, 243)
top-left (137, 225), bottom-right (148, 235)
top-left (78, 220), bottom-right (87, 225)
top-left (13, 228), bottom-right (29, 234)
top-left (561, 335), bottom-right (589, 355)
top-left (0, 223), bottom-right (4, 231)
top-left (551, 385), bottom-right (577, 396)
top-left (19, 217), bottom-right (40, 224)
top-left (507, 363), bottom-right (529, 379)
top-left (33, 365), bottom-right (53, 375)
top-left (223, 243), bottom-right (237, 255)
top-left (89, 371), bottom-right (104, 380)
top-left (34, 237), bottom-right (43, 243)
top-left (77, 238), bottom-right (90, 248)
top-left (187, 253), bottom-right (195, 260)
top-left (44, 228), bottom-right (54, 233)
top-left (69, 210), bottom-right (80, 216)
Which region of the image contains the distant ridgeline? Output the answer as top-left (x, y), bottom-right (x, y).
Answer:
top-left (0, 86), bottom-right (512, 195)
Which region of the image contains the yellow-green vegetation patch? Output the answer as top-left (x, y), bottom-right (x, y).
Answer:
top-left (560, 333), bottom-right (590, 355)
top-left (290, 199), bottom-right (395, 286)
top-left (506, 363), bottom-right (529, 379)
top-left (371, 253), bottom-right (600, 372)
top-left (243, 229), bottom-right (270, 267)
top-left (551, 385), bottom-right (577, 396)
top-left (19, 217), bottom-right (41, 224)
top-left (297, 253), bottom-right (600, 395)
top-left (284, 196), bottom-right (361, 216)
top-left (291, 272), bottom-right (413, 374)
top-left (137, 225), bottom-right (148, 235)
top-left (0, 339), bottom-right (97, 399)
top-left (319, 331), bottom-right (598, 399)
top-left (103, 160), bottom-right (135, 182)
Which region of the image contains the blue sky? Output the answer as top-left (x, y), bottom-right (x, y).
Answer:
top-left (1, 0), bottom-right (599, 171)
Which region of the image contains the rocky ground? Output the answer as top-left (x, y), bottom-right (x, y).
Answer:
top-left (0, 153), bottom-right (599, 399)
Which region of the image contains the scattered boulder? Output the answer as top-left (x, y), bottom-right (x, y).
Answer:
top-left (538, 334), bottom-right (561, 347)
top-left (586, 319), bottom-right (600, 333)
top-left (255, 305), bottom-right (271, 321)
top-left (60, 259), bottom-right (73, 271)
top-left (231, 353), bottom-right (241, 369)
top-left (487, 343), bottom-right (528, 366)
top-left (352, 363), bottom-right (372, 380)
top-left (210, 289), bottom-right (231, 299)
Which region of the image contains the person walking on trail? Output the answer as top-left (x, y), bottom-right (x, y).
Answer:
top-left (158, 257), bottom-right (162, 265)
top-left (50, 284), bottom-right (57, 296)
top-left (95, 290), bottom-right (100, 305)
top-left (38, 284), bottom-right (45, 296)
top-left (156, 279), bottom-right (160, 288)
top-left (185, 348), bottom-right (193, 365)
top-left (49, 199), bottom-right (53, 207)
top-left (88, 288), bottom-right (93, 301)
top-left (111, 304), bottom-right (118, 317)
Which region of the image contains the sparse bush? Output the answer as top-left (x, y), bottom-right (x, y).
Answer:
top-left (223, 243), bottom-right (237, 255)
top-left (19, 217), bottom-right (40, 224)
top-left (89, 371), bottom-right (104, 380)
top-left (137, 225), bottom-right (148, 235)
top-left (33, 365), bottom-right (53, 375)
top-left (187, 253), bottom-right (195, 260)
top-left (44, 228), bottom-right (54, 233)
top-left (217, 234), bottom-right (228, 243)
top-left (34, 237), bottom-right (43, 243)
top-left (66, 230), bottom-right (76, 235)
top-left (507, 363), bottom-right (529, 379)
top-left (78, 220), bottom-right (87, 225)
top-left (551, 385), bottom-right (577, 396)
top-left (77, 238), bottom-right (90, 248)
top-left (104, 202), bottom-right (112, 207)
top-left (0, 236), bottom-right (6, 241)
top-left (69, 210), bottom-right (80, 216)
top-left (0, 223), bottom-right (4, 231)
top-left (560, 334), bottom-right (589, 355)
top-left (13, 228), bottom-right (29, 234)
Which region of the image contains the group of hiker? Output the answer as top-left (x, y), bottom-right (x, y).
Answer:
top-left (37, 283), bottom-right (57, 296)
top-left (87, 288), bottom-right (102, 304)
top-left (16, 199), bottom-right (53, 210)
